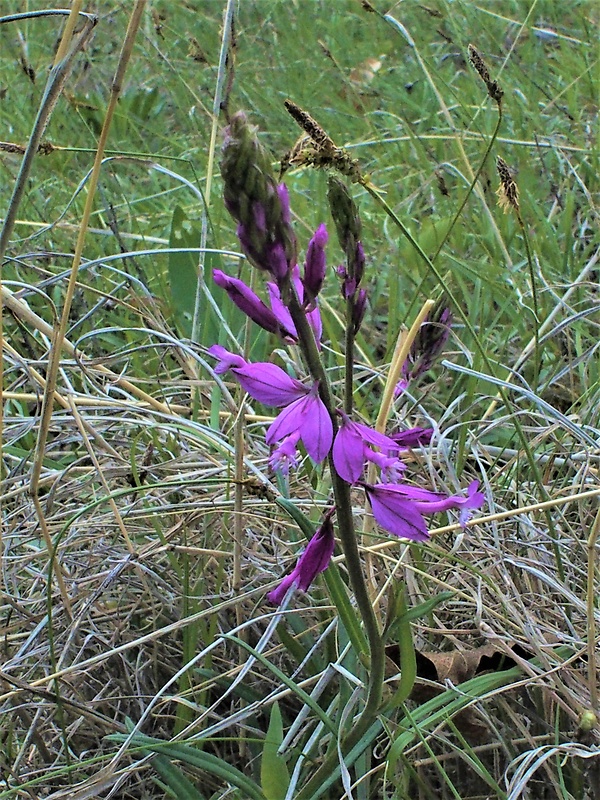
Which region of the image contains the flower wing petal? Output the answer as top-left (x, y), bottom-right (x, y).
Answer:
top-left (235, 364), bottom-right (307, 406)
top-left (299, 393), bottom-right (333, 463)
top-left (265, 395), bottom-right (309, 444)
top-left (332, 424), bottom-right (366, 483)
top-left (365, 484), bottom-right (429, 541)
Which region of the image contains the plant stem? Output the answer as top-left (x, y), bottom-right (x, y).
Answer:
top-left (344, 294), bottom-right (355, 415)
top-left (285, 288), bottom-right (385, 785)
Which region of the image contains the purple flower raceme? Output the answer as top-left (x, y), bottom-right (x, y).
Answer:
top-left (208, 346), bottom-right (333, 465)
top-left (267, 510), bottom-right (336, 604)
top-left (221, 114), bottom-right (297, 284)
top-left (363, 480), bottom-right (485, 541)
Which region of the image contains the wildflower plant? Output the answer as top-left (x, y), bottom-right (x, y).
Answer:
top-left (207, 110), bottom-right (485, 792)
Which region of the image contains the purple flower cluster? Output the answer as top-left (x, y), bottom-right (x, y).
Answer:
top-left (213, 112), bottom-right (485, 604)
top-left (209, 343), bottom-right (484, 541)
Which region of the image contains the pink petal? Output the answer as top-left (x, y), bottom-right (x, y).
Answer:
top-left (267, 513), bottom-right (335, 604)
top-left (266, 387), bottom-right (333, 464)
top-left (267, 282), bottom-right (297, 338)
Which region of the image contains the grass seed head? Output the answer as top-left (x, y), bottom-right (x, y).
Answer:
top-left (468, 44), bottom-right (504, 106)
top-left (496, 156), bottom-right (520, 214)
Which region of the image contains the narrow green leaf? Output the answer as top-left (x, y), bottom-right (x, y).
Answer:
top-left (107, 732), bottom-right (265, 800)
top-left (261, 702), bottom-right (289, 800)
top-left (168, 205), bottom-right (200, 337)
top-left (383, 590), bottom-right (417, 710)
top-left (149, 753), bottom-right (206, 800)
top-left (386, 668), bottom-right (522, 769)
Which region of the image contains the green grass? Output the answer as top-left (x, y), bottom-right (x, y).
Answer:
top-left (0, 1), bottom-right (598, 798)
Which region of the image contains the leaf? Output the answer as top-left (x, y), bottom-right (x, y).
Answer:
top-left (168, 205), bottom-right (200, 337)
top-left (261, 703), bottom-right (289, 800)
top-left (149, 753), bottom-right (206, 800)
top-left (107, 732), bottom-right (266, 800)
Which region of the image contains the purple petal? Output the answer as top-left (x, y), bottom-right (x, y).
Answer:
top-left (267, 282), bottom-right (297, 338)
top-left (303, 223), bottom-right (328, 301)
top-left (267, 572), bottom-right (296, 605)
top-left (412, 481), bottom-right (485, 523)
top-left (266, 386), bottom-right (333, 464)
top-left (390, 427), bottom-right (433, 447)
top-left (364, 484), bottom-right (429, 541)
top-left (332, 423), bottom-right (366, 483)
top-left (347, 420), bottom-right (400, 452)
top-left (267, 512), bottom-right (335, 604)
top-left (269, 432), bottom-right (301, 475)
top-left (277, 183), bottom-right (291, 225)
top-left (299, 391), bottom-right (334, 463)
top-left (208, 346), bottom-right (307, 406)
top-left (207, 344), bottom-right (246, 374)
top-left (213, 270), bottom-right (283, 335)
top-left (253, 201), bottom-right (266, 234)
top-left (365, 450), bottom-right (406, 483)
top-left (266, 241), bottom-right (289, 282)
top-left (307, 305), bottom-right (323, 346)
top-left (235, 363), bottom-right (307, 406)
top-left (352, 289), bottom-right (367, 334)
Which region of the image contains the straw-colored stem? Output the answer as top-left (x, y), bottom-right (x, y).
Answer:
top-left (363, 299), bottom-right (434, 595)
top-left (29, 9), bottom-right (147, 612)
top-left (0, 8), bottom-right (95, 563)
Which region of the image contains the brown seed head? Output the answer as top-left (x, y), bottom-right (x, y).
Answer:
top-left (496, 156), bottom-right (520, 214)
top-left (468, 44), bottom-right (504, 106)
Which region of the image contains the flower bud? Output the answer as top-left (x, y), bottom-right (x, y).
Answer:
top-left (303, 223), bottom-right (328, 303)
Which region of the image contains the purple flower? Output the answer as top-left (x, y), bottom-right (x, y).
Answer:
top-left (390, 427), bottom-right (434, 448)
top-left (208, 346), bottom-right (333, 465)
top-left (303, 223), bottom-right (328, 304)
top-left (267, 511), bottom-right (335, 604)
top-left (213, 270), bottom-right (296, 339)
top-left (332, 412), bottom-right (403, 484)
top-left (269, 432), bottom-right (301, 475)
top-left (266, 383), bottom-right (333, 464)
top-left (267, 264), bottom-right (323, 345)
top-left (208, 345), bottom-right (307, 406)
top-left (363, 480), bottom-right (485, 540)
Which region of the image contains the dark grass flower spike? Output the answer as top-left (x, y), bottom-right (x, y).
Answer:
top-left (468, 43), bottom-right (504, 107)
top-left (496, 156), bottom-right (520, 214)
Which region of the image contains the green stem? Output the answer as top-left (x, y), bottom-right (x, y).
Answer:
top-left (284, 287), bottom-right (385, 786)
top-left (516, 207), bottom-right (540, 388)
top-left (344, 295), bottom-right (355, 415)
top-left (431, 105), bottom-right (503, 263)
